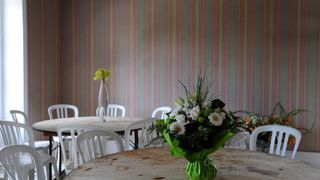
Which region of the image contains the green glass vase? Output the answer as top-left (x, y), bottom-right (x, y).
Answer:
top-left (186, 156), bottom-right (217, 180)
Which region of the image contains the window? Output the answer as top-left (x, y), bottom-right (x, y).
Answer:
top-left (0, 0), bottom-right (25, 119)
top-left (0, 0), bottom-right (3, 118)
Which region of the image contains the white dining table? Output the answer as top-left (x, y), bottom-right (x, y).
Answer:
top-left (65, 147), bottom-right (320, 180)
top-left (32, 116), bottom-right (145, 151)
top-left (32, 116), bottom-right (145, 134)
top-left (32, 116), bottom-right (145, 177)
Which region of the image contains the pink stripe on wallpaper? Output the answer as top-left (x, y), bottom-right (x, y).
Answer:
top-left (27, 0), bottom-right (320, 152)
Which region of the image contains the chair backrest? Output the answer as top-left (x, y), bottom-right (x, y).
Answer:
top-left (151, 106), bottom-right (172, 119)
top-left (77, 130), bottom-right (124, 163)
top-left (48, 104), bottom-right (79, 119)
top-left (124, 118), bottom-right (158, 150)
top-left (10, 110), bottom-right (29, 125)
top-left (249, 125), bottom-right (302, 159)
top-left (57, 125), bottom-right (105, 169)
top-left (0, 120), bottom-right (35, 147)
top-left (96, 106), bottom-right (106, 117)
top-left (96, 104), bottom-right (126, 117)
top-left (0, 145), bottom-right (46, 180)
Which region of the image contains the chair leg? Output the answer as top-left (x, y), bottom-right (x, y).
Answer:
top-left (68, 140), bottom-right (73, 161)
top-left (3, 171), bottom-right (8, 180)
top-left (28, 169), bottom-right (35, 180)
top-left (45, 164), bottom-right (50, 180)
top-left (51, 161), bottom-right (60, 180)
top-left (53, 141), bottom-right (59, 159)
top-left (60, 140), bottom-right (68, 171)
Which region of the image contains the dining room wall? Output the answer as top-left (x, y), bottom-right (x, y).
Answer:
top-left (27, 0), bottom-right (62, 138)
top-left (27, 0), bottom-right (320, 151)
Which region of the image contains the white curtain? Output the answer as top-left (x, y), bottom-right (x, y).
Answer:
top-left (0, 0), bottom-right (26, 120)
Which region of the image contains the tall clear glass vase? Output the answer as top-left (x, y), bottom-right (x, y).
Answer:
top-left (97, 80), bottom-right (109, 122)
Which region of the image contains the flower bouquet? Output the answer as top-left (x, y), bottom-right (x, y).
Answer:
top-left (156, 74), bottom-right (244, 180)
top-left (245, 102), bottom-right (310, 147)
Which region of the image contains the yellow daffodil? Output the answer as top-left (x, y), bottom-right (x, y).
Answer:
top-left (93, 68), bottom-right (111, 81)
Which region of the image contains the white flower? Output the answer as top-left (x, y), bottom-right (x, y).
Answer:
top-left (170, 122), bottom-right (186, 135)
top-left (220, 112), bottom-right (226, 119)
top-left (170, 109), bottom-right (179, 117)
top-left (189, 98), bottom-right (196, 106)
top-left (203, 100), bottom-right (211, 108)
top-left (251, 115), bottom-right (259, 125)
top-left (183, 101), bottom-right (190, 108)
top-left (209, 112), bottom-right (224, 126)
top-left (190, 106), bottom-right (200, 120)
top-left (176, 114), bottom-right (186, 123)
top-left (183, 107), bottom-right (190, 114)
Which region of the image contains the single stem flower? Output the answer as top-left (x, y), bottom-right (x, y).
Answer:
top-left (93, 67), bottom-right (111, 81)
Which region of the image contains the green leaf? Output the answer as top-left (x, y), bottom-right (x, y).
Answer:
top-left (178, 80), bottom-right (189, 100)
top-left (287, 109), bottom-right (308, 117)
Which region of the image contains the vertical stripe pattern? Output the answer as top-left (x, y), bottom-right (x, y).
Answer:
top-left (27, 0), bottom-right (61, 139)
top-left (28, 0), bottom-right (320, 151)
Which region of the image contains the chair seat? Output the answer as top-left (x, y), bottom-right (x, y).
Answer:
top-left (35, 140), bottom-right (50, 148)
top-left (38, 152), bottom-right (55, 163)
top-left (18, 154), bottom-right (35, 168)
top-left (18, 152), bottom-right (53, 165)
top-left (18, 151), bottom-right (55, 165)
top-left (14, 151), bottom-right (56, 180)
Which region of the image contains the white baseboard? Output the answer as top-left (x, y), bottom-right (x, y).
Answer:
top-left (286, 151), bottom-right (320, 168)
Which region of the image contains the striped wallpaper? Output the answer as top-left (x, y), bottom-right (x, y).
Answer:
top-left (27, 0), bottom-right (61, 138)
top-left (28, 0), bottom-right (320, 151)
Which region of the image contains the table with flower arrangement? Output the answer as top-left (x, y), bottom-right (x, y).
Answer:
top-left (64, 147), bottom-right (320, 180)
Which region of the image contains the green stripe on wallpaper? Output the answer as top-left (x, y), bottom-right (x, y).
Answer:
top-left (28, 0), bottom-right (320, 152)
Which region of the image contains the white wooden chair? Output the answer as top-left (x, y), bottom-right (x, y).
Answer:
top-left (0, 121), bottom-right (59, 180)
top-left (151, 106), bottom-right (171, 119)
top-left (57, 125), bottom-right (105, 169)
top-left (76, 130), bottom-right (124, 163)
top-left (124, 118), bottom-right (159, 151)
top-left (0, 145), bottom-right (47, 180)
top-left (10, 110), bottom-right (50, 151)
top-left (96, 104), bottom-right (126, 117)
top-left (249, 124), bottom-right (302, 159)
top-left (48, 104), bottom-right (79, 119)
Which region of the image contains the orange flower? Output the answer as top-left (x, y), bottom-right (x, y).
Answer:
top-left (288, 136), bottom-right (296, 145)
top-left (245, 116), bottom-right (251, 124)
top-left (284, 116), bottom-right (293, 125)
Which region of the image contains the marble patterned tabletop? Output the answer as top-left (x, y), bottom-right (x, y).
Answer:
top-left (64, 147), bottom-right (320, 180)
